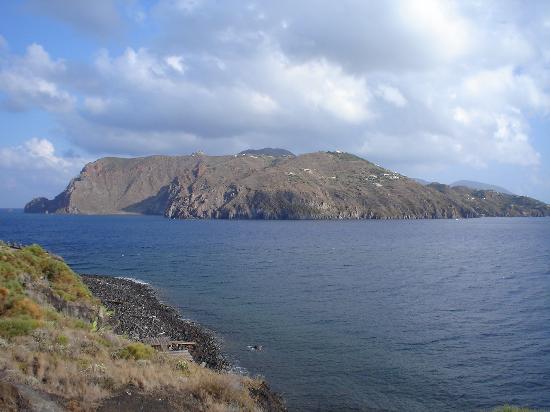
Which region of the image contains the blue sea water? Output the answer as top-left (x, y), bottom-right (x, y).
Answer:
top-left (1, 210), bottom-right (549, 411)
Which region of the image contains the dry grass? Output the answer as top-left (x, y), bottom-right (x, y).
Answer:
top-left (0, 242), bottom-right (264, 411)
top-left (1, 325), bottom-right (261, 410)
top-left (491, 406), bottom-right (537, 412)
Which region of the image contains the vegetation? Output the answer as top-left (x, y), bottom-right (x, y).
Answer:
top-left (0, 317), bottom-right (40, 338)
top-left (116, 342), bottom-right (155, 360)
top-left (492, 406), bottom-right (536, 412)
top-left (0, 242), bottom-right (270, 411)
top-left (0, 243), bottom-right (96, 306)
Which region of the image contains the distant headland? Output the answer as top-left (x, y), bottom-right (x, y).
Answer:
top-left (24, 149), bottom-right (550, 219)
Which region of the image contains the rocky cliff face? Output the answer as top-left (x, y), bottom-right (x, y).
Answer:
top-left (24, 151), bottom-right (550, 219)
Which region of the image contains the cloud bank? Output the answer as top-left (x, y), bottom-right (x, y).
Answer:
top-left (0, 138), bottom-right (87, 206)
top-left (1, 0), bottom-right (550, 204)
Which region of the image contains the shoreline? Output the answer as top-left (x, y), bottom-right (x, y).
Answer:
top-left (80, 274), bottom-right (286, 410)
top-left (80, 274), bottom-right (229, 370)
top-left (0, 243), bottom-right (287, 411)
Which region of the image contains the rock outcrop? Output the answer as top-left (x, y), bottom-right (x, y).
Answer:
top-left (25, 151), bottom-right (550, 219)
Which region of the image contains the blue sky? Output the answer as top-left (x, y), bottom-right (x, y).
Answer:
top-left (1, 0), bottom-right (550, 207)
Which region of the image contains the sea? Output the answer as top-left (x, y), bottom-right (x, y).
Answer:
top-left (1, 209), bottom-right (549, 411)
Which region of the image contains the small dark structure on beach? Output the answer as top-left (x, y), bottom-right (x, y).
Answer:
top-left (144, 337), bottom-right (196, 361)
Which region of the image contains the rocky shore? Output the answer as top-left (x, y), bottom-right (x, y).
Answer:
top-left (81, 274), bottom-right (286, 411)
top-left (81, 275), bottom-right (228, 370)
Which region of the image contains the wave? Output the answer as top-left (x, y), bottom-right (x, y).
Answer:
top-left (116, 276), bottom-right (149, 285)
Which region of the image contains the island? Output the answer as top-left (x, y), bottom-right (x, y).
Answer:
top-left (25, 149), bottom-right (549, 219)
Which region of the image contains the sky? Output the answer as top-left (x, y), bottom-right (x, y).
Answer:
top-left (1, 0), bottom-right (550, 207)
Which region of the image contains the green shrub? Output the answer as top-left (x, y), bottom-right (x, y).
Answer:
top-left (95, 336), bottom-right (113, 348)
top-left (40, 259), bottom-right (95, 303)
top-left (0, 317), bottom-right (40, 337)
top-left (71, 319), bottom-right (89, 329)
top-left (0, 244), bottom-right (95, 305)
top-left (44, 308), bottom-right (60, 321)
top-left (25, 244), bottom-right (46, 257)
top-left (0, 278), bottom-right (24, 300)
top-left (176, 360), bottom-right (190, 375)
top-left (116, 342), bottom-right (155, 360)
top-left (55, 334), bottom-right (69, 346)
top-left (0, 260), bottom-right (18, 280)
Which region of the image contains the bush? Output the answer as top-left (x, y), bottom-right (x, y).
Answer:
top-left (56, 334), bottom-right (69, 346)
top-left (25, 244), bottom-right (46, 257)
top-left (38, 258), bottom-right (96, 303)
top-left (0, 317), bottom-right (40, 337)
top-left (176, 360), bottom-right (190, 375)
top-left (0, 286), bottom-right (8, 309)
top-left (116, 342), bottom-right (155, 360)
top-left (0, 244), bottom-right (95, 305)
top-left (71, 319), bottom-right (89, 329)
top-left (6, 297), bottom-right (44, 319)
top-left (0, 260), bottom-right (18, 279)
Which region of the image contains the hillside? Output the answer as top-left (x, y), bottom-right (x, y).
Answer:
top-left (0, 242), bottom-right (284, 411)
top-left (24, 151), bottom-right (550, 219)
top-left (450, 180), bottom-right (514, 195)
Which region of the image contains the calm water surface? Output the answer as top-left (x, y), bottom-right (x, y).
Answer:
top-left (1, 210), bottom-right (549, 411)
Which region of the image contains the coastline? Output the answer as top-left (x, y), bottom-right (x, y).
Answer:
top-left (80, 274), bottom-right (286, 410)
top-left (81, 274), bottom-right (228, 370)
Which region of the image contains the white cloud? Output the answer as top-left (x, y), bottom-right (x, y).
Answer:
top-left (24, 43), bottom-right (65, 73)
top-left (66, 46), bottom-right (373, 149)
top-left (138, 0), bottom-right (548, 172)
top-left (493, 115), bottom-right (540, 166)
top-left (279, 58), bottom-right (372, 123)
top-left (376, 85), bottom-right (407, 107)
top-left (0, 138), bottom-right (87, 206)
top-left (95, 47), bottom-right (169, 85)
top-left (0, 138), bottom-right (77, 170)
top-left (453, 107), bottom-right (471, 125)
top-left (2, 1), bottom-right (549, 184)
top-left (83, 96), bottom-right (110, 114)
top-left (462, 66), bottom-right (550, 112)
top-left (397, 0), bottom-right (472, 61)
top-left (164, 55), bottom-right (186, 73)
top-left (360, 130), bottom-right (491, 170)
top-left (0, 44), bottom-right (74, 111)
top-left (245, 90), bottom-right (279, 114)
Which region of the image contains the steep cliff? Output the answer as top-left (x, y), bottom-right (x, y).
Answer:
top-left (24, 151), bottom-right (550, 219)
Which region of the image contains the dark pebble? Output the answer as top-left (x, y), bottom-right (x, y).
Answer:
top-left (80, 274), bottom-right (229, 371)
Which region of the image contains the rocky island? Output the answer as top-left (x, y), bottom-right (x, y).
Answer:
top-left (0, 242), bottom-right (285, 411)
top-left (25, 149), bottom-right (550, 219)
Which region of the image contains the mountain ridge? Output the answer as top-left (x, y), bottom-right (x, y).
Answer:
top-left (450, 180), bottom-right (514, 195)
top-left (24, 151), bottom-right (550, 219)
top-left (237, 147), bottom-right (295, 157)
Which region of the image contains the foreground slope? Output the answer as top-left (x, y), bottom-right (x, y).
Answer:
top-left (25, 151), bottom-right (550, 219)
top-left (0, 243), bottom-right (284, 411)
